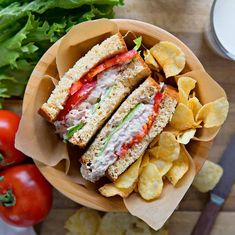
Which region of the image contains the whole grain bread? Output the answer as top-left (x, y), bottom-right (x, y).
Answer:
top-left (80, 77), bottom-right (175, 182)
top-left (39, 33), bottom-right (127, 122)
top-left (69, 54), bottom-right (150, 148)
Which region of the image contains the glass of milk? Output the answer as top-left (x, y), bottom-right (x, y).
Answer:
top-left (205, 0), bottom-right (235, 60)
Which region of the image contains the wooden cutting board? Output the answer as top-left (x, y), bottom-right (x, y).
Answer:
top-left (4, 0), bottom-right (235, 234)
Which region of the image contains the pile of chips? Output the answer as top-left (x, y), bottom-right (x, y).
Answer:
top-left (99, 40), bottom-right (229, 201)
top-left (65, 207), bottom-right (168, 235)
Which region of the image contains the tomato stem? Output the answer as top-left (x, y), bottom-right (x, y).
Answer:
top-left (0, 153), bottom-right (3, 161)
top-left (0, 188), bottom-right (16, 207)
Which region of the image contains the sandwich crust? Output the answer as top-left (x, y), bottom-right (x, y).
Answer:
top-left (39, 33), bottom-right (127, 122)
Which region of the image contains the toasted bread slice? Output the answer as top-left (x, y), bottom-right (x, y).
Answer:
top-left (69, 54), bottom-right (150, 148)
top-left (39, 33), bottom-right (127, 122)
top-left (80, 77), bottom-right (176, 182)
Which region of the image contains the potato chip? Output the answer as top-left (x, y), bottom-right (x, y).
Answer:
top-left (188, 97), bottom-right (202, 118)
top-left (150, 41), bottom-right (185, 78)
top-left (170, 103), bottom-right (196, 131)
top-left (157, 132), bottom-right (180, 162)
top-left (196, 97), bottom-right (229, 128)
top-left (144, 49), bottom-right (161, 71)
top-left (193, 160), bottom-right (223, 193)
top-left (99, 183), bottom-right (134, 198)
top-left (138, 163), bottom-right (163, 200)
top-left (166, 146), bottom-right (189, 186)
top-left (141, 152), bottom-right (150, 169)
top-left (150, 158), bottom-right (173, 176)
top-left (149, 135), bottom-right (160, 148)
top-left (177, 129), bottom-right (197, 145)
top-left (65, 207), bottom-right (101, 235)
top-left (178, 77), bottom-right (197, 104)
top-left (114, 156), bottom-right (142, 189)
top-left (97, 212), bottom-right (152, 235)
top-left (148, 146), bottom-right (158, 159)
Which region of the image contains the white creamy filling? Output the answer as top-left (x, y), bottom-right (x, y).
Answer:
top-left (54, 64), bottom-right (127, 136)
top-left (82, 103), bottom-right (154, 182)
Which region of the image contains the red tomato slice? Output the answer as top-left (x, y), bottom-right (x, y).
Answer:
top-left (57, 81), bottom-right (96, 121)
top-left (119, 92), bottom-right (163, 159)
top-left (69, 80), bottom-right (83, 96)
top-left (81, 49), bottom-right (137, 83)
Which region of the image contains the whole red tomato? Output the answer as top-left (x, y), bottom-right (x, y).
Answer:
top-left (0, 110), bottom-right (26, 168)
top-left (0, 164), bottom-right (53, 227)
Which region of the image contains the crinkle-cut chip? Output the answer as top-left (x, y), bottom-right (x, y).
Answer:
top-left (97, 212), bottom-right (152, 235)
top-left (150, 41), bottom-right (186, 78)
top-left (170, 103), bottom-right (197, 131)
top-left (193, 160), bottom-right (223, 193)
top-left (196, 97), bottom-right (229, 128)
top-left (148, 146), bottom-right (158, 159)
top-left (150, 158), bottom-right (173, 176)
top-left (114, 156), bottom-right (142, 189)
top-left (166, 146), bottom-right (189, 186)
top-left (65, 207), bottom-right (101, 235)
top-left (177, 129), bottom-right (197, 145)
top-left (144, 49), bottom-right (161, 71)
top-left (99, 183), bottom-right (134, 198)
top-left (157, 132), bottom-right (180, 162)
top-left (178, 76), bottom-right (197, 104)
top-left (149, 135), bottom-right (160, 148)
top-left (188, 97), bottom-right (202, 118)
top-left (138, 163), bottom-right (163, 201)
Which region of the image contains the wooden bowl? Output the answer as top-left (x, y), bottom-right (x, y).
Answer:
top-left (26, 19), bottom-right (208, 211)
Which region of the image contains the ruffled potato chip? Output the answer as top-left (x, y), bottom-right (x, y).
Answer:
top-left (150, 41), bottom-right (185, 78)
top-left (188, 97), bottom-right (202, 118)
top-left (65, 207), bottom-right (101, 235)
top-left (114, 156), bottom-right (142, 189)
top-left (196, 97), bottom-right (229, 128)
top-left (170, 103), bottom-right (196, 131)
top-left (99, 183), bottom-right (134, 198)
top-left (166, 146), bottom-right (189, 186)
top-left (150, 158), bottom-right (173, 176)
top-left (193, 160), bottom-right (223, 192)
top-left (144, 49), bottom-right (161, 71)
top-left (177, 129), bottom-right (197, 145)
top-left (138, 163), bottom-right (163, 200)
top-left (157, 132), bottom-right (180, 162)
top-left (97, 212), bottom-right (152, 235)
top-left (178, 77), bottom-right (197, 104)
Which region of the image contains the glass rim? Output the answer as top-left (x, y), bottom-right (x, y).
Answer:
top-left (210, 0), bottom-right (235, 60)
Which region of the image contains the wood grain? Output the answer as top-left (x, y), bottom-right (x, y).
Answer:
top-left (3, 0), bottom-right (235, 233)
top-left (39, 209), bottom-right (235, 235)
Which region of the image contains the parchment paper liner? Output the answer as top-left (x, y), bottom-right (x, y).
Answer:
top-left (15, 19), bottom-right (227, 230)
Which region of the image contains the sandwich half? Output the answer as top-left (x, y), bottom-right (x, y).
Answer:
top-left (39, 33), bottom-right (151, 147)
top-left (80, 77), bottom-right (178, 182)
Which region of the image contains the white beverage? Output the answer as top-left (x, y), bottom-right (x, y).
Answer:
top-left (205, 0), bottom-right (235, 60)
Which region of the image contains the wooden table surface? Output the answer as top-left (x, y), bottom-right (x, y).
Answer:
top-left (4, 0), bottom-right (235, 234)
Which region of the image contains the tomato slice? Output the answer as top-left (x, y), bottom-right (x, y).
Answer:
top-left (57, 81), bottom-right (96, 121)
top-left (82, 49), bottom-right (137, 83)
top-left (69, 80), bottom-right (83, 96)
top-left (119, 92), bottom-right (163, 159)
